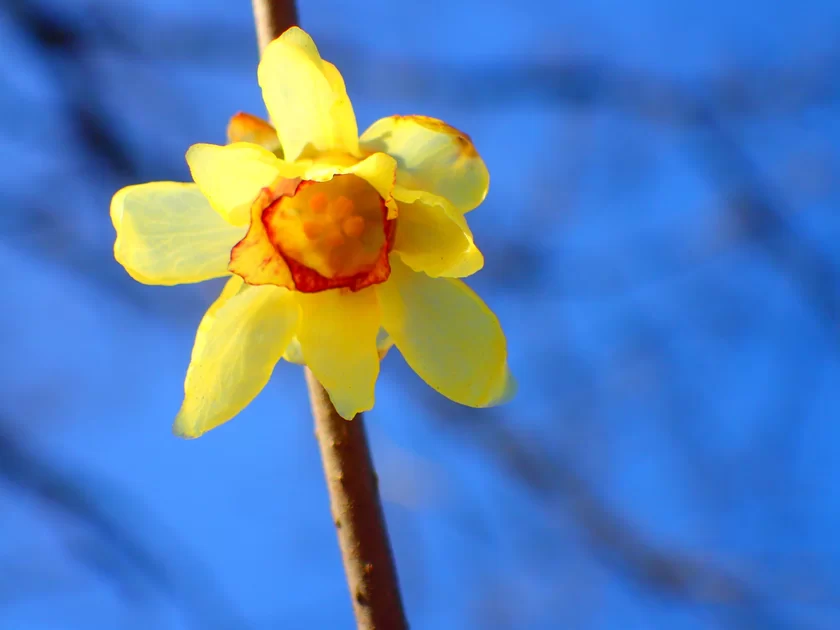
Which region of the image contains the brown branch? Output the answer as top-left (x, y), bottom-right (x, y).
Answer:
top-left (250, 0), bottom-right (298, 54)
top-left (306, 371), bottom-right (408, 629)
top-left (250, 1), bottom-right (407, 627)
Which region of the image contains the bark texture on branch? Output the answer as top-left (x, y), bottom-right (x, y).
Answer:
top-left (305, 370), bottom-right (408, 629)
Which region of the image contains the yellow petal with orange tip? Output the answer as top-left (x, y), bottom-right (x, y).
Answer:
top-left (360, 115), bottom-right (490, 213)
top-left (258, 27), bottom-right (359, 161)
top-left (186, 142), bottom-right (303, 226)
top-left (296, 288), bottom-right (381, 419)
top-left (376, 257), bottom-right (515, 407)
top-left (227, 112), bottom-right (281, 154)
top-left (111, 182), bottom-right (245, 285)
top-left (174, 277), bottom-right (300, 438)
top-left (391, 187), bottom-right (483, 278)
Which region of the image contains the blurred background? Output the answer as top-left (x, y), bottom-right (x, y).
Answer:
top-left (2, 0), bottom-right (840, 628)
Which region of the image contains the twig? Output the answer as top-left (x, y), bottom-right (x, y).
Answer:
top-left (251, 0), bottom-right (297, 54)
top-left (306, 371), bottom-right (408, 629)
top-left (250, 1), bottom-right (407, 627)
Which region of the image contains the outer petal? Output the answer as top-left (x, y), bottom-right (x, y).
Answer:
top-left (296, 288), bottom-right (380, 419)
top-left (360, 115), bottom-right (490, 213)
top-left (376, 257), bottom-right (514, 407)
top-left (227, 112), bottom-right (282, 153)
top-left (174, 277), bottom-right (300, 438)
top-left (111, 182), bottom-right (245, 286)
top-left (258, 27), bottom-right (359, 161)
top-left (392, 187), bottom-right (484, 278)
top-left (186, 142), bottom-right (303, 226)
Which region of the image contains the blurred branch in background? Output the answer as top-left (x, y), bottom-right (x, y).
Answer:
top-left (4, 1), bottom-right (838, 324)
top-left (8, 3), bottom-right (840, 116)
top-left (3, 1), bottom-right (840, 629)
top-left (439, 407), bottom-right (787, 628)
top-left (2, 2), bottom-right (137, 177)
top-left (1, 0), bottom-right (201, 318)
top-left (0, 418), bottom-right (250, 629)
top-left (426, 395), bottom-right (839, 629)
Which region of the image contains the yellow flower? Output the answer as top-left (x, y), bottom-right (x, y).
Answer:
top-left (110, 27), bottom-right (514, 437)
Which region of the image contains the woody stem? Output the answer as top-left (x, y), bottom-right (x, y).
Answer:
top-left (251, 2), bottom-right (408, 628)
top-left (304, 370), bottom-right (408, 629)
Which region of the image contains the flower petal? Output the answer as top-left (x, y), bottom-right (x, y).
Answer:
top-left (283, 328), bottom-right (393, 364)
top-left (296, 288), bottom-right (380, 419)
top-left (228, 179), bottom-right (298, 288)
top-left (258, 27), bottom-right (359, 161)
top-left (111, 182), bottom-right (245, 286)
top-left (360, 115), bottom-right (490, 213)
top-left (376, 257), bottom-right (514, 407)
top-left (392, 187), bottom-right (484, 278)
top-left (227, 112), bottom-right (281, 153)
top-left (174, 277), bottom-right (300, 438)
top-left (304, 152), bottom-right (399, 219)
top-left (186, 142), bottom-right (302, 225)
top-left (375, 328), bottom-right (395, 360)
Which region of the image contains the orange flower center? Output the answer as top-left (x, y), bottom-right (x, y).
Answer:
top-left (261, 175), bottom-right (394, 292)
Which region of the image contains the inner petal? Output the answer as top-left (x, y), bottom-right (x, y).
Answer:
top-left (262, 174), bottom-right (393, 292)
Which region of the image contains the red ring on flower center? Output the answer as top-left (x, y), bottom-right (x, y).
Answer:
top-left (262, 178), bottom-right (396, 293)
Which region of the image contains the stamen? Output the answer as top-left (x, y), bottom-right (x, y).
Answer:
top-left (303, 220), bottom-right (324, 239)
top-left (342, 216), bottom-right (365, 239)
top-left (309, 192), bottom-right (329, 213)
top-left (332, 196), bottom-right (355, 219)
top-left (324, 230), bottom-right (346, 248)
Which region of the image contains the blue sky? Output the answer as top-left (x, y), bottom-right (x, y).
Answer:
top-left (2, 0), bottom-right (839, 628)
